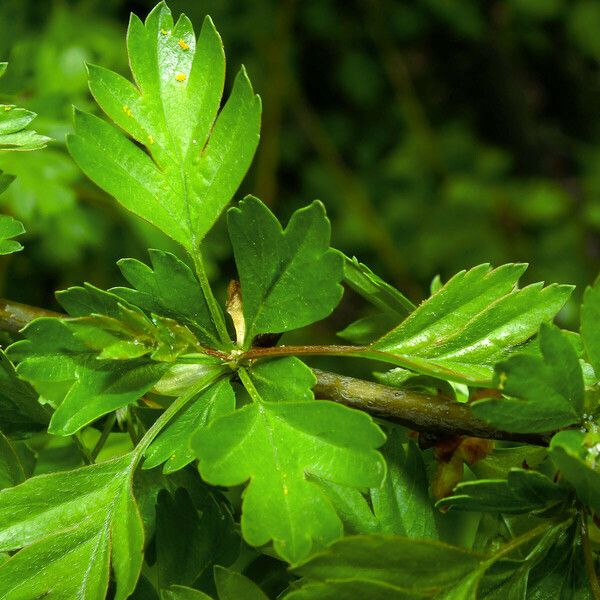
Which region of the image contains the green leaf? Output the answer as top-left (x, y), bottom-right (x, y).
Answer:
top-left (9, 318), bottom-right (169, 435)
top-left (0, 432), bottom-right (26, 490)
top-left (550, 429), bottom-right (600, 514)
top-left (249, 357), bottom-right (316, 403)
top-left (156, 488), bottom-right (238, 590)
top-left (113, 249), bottom-right (220, 346)
top-left (581, 276), bottom-right (600, 377)
top-left (193, 371), bottom-right (385, 563)
top-left (312, 479), bottom-right (380, 535)
top-left (337, 313), bottom-right (400, 345)
top-left (0, 215), bottom-right (24, 255)
top-left (0, 349), bottom-right (49, 438)
top-left (0, 454), bottom-right (144, 599)
top-left (436, 468), bottom-right (568, 513)
top-left (161, 586), bottom-right (213, 600)
top-left (371, 263), bottom-right (573, 385)
top-left (471, 323), bottom-right (583, 433)
top-left (67, 4), bottom-right (261, 253)
top-left (144, 378), bottom-right (235, 473)
top-left (289, 535), bottom-right (483, 598)
top-left (228, 197), bottom-right (344, 345)
top-left (341, 255), bottom-right (415, 315)
top-left (214, 566), bottom-right (269, 600)
top-left (0, 64), bottom-right (50, 152)
top-left (371, 431), bottom-right (438, 538)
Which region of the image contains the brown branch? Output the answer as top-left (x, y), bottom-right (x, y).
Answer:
top-left (312, 369), bottom-right (551, 446)
top-left (0, 298), bottom-right (551, 446)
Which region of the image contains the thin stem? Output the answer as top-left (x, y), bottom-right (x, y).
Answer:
top-left (90, 413), bottom-right (117, 462)
top-left (73, 434), bottom-right (93, 466)
top-left (243, 344), bottom-right (367, 361)
top-left (238, 367), bottom-right (263, 403)
top-left (582, 513), bottom-right (600, 600)
top-left (133, 367), bottom-right (227, 464)
top-left (191, 252), bottom-right (231, 346)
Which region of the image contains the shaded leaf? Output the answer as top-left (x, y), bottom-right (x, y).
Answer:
top-left (581, 277), bottom-right (600, 377)
top-left (214, 566), bottom-right (269, 600)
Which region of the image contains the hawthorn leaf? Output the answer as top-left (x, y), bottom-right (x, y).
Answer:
top-left (67, 4), bottom-right (261, 253)
top-left (0, 170), bottom-right (15, 194)
top-left (193, 385), bottom-right (385, 562)
top-left (214, 566), bottom-right (269, 600)
top-left (471, 324), bottom-right (583, 433)
top-left (162, 587), bottom-right (212, 600)
top-left (342, 255), bottom-right (415, 315)
top-left (156, 487), bottom-right (238, 590)
top-left (113, 249), bottom-right (220, 346)
top-left (8, 318), bottom-right (169, 435)
top-left (228, 196), bottom-right (344, 345)
top-left (249, 357), bottom-right (316, 403)
top-left (0, 432), bottom-right (26, 490)
top-left (371, 431), bottom-right (438, 538)
top-left (371, 263), bottom-right (573, 385)
top-left (550, 430), bottom-right (600, 514)
top-left (0, 63), bottom-right (50, 152)
top-left (0, 349), bottom-right (49, 438)
top-left (289, 535), bottom-right (483, 598)
top-left (581, 277), bottom-right (600, 377)
top-left (312, 479), bottom-right (380, 535)
top-left (144, 377), bottom-right (235, 473)
top-left (436, 469), bottom-right (568, 514)
top-left (0, 454), bottom-right (144, 600)
top-left (0, 215), bottom-right (24, 255)
top-left (337, 313), bottom-right (400, 345)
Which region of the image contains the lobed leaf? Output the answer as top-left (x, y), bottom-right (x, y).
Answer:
top-left (471, 323), bottom-right (584, 433)
top-left (67, 3), bottom-right (261, 254)
top-left (0, 454), bottom-right (143, 599)
top-left (228, 197), bottom-right (344, 345)
top-left (371, 263), bottom-right (573, 385)
top-left (0, 215), bottom-right (24, 255)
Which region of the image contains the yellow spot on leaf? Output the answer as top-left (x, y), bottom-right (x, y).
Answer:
top-left (3, 106), bottom-right (12, 112)
top-left (122, 105), bottom-right (132, 117)
top-left (178, 39), bottom-right (190, 51)
top-left (160, 28), bottom-right (170, 35)
top-left (148, 135), bottom-right (155, 145)
top-left (175, 73), bottom-right (187, 82)
top-left (283, 484), bottom-right (289, 496)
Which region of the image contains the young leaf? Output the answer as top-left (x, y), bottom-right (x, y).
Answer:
top-left (249, 357), bottom-right (316, 403)
top-left (550, 429), bottom-right (600, 514)
top-left (193, 363), bottom-right (385, 563)
top-left (436, 468), bottom-right (568, 514)
top-left (0, 63), bottom-right (50, 152)
top-left (288, 535), bottom-right (483, 598)
top-left (581, 276), bottom-right (600, 377)
top-left (0, 215), bottom-right (24, 255)
top-left (471, 323), bottom-right (584, 433)
top-left (214, 566), bottom-right (269, 600)
top-left (67, 3), bottom-right (261, 253)
top-left (0, 454), bottom-right (143, 599)
top-left (228, 196), bottom-right (344, 345)
top-left (371, 263), bottom-right (572, 385)
top-left (370, 431), bottom-right (438, 539)
top-left (113, 249), bottom-right (220, 346)
top-left (144, 377), bottom-right (235, 473)
top-left (8, 318), bottom-right (169, 435)
top-left (0, 432), bottom-right (26, 490)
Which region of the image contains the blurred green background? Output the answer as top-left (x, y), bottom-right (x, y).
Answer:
top-left (1, 0), bottom-right (599, 328)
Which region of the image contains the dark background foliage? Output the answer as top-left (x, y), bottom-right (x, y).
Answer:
top-left (1, 0), bottom-right (599, 328)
